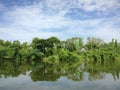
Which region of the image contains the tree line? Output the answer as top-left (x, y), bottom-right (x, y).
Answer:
top-left (0, 36), bottom-right (120, 65)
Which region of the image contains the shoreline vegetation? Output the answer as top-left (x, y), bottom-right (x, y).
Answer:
top-left (0, 36), bottom-right (120, 81)
top-left (0, 36), bottom-right (120, 63)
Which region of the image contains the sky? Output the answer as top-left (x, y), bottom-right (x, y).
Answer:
top-left (0, 0), bottom-right (120, 42)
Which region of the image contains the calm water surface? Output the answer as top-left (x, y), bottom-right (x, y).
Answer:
top-left (0, 60), bottom-right (120, 90)
top-left (0, 72), bottom-right (120, 90)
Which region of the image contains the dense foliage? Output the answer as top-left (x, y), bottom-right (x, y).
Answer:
top-left (0, 36), bottom-right (120, 65)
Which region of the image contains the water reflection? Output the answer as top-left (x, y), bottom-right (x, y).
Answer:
top-left (0, 60), bottom-right (120, 90)
top-left (0, 59), bottom-right (120, 81)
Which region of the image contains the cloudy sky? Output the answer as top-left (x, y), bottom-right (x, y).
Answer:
top-left (0, 0), bottom-right (120, 42)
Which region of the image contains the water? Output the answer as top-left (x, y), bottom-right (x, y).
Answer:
top-left (0, 60), bottom-right (120, 90)
top-left (0, 73), bottom-right (120, 90)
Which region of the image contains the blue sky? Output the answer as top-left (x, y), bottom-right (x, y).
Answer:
top-left (0, 0), bottom-right (120, 42)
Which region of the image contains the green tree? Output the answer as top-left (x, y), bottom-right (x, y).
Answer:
top-left (85, 37), bottom-right (104, 50)
top-left (64, 37), bottom-right (83, 52)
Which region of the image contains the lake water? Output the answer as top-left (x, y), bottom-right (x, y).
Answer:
top-left (0, 60), bottom-right (120, 90)
top-left (0, 72), bottom-right (120, 90)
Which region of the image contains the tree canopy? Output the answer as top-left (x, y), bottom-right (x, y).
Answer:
top-left (0, 36), bottom-right (120, 66)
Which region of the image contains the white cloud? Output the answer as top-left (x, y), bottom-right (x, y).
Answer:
top-left (74, 0), bottom-right (120, 12)
top-left (0, 26), bottom-right (60, 42)
top-left (0, 0), bottom-right (120, 42)
top-left (41, 0), bottom-right (120, 12)
top-left (60, 18), bottom-right (120, 42)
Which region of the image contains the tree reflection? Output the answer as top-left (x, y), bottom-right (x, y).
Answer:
top-left (0, 59), bottom-right (120, 81)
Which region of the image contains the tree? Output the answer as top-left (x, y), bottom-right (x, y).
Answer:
top-left (31, 37), bottom-right (60, 56)
top-left (0, 39), bottom-right (4, 45)
top-left (59, 48), bottom-right (69, 62)
top-left (64, 37), bottom-right (83, 52)
top-left (47, 36), bottom-right (60, 47)
top-left (85, 37), bottom-right (104, 50)
top-left (0, 46), bottom-right (7, 59)
top-left (11, 40), bottom-right (21, 58)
